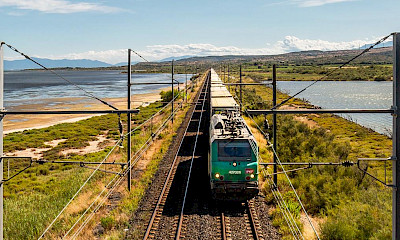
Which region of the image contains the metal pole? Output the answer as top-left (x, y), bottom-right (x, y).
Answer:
top-left (227, 65), bottom-right (230, 91)
top-left (393, 32), bottom-right (400, 240)
top-left (0, 42), bottom-right (4, 240)
top-left (224, 66), bottom-right (226, 82)
top-left (239, 65), bottom-right (242, 110)
top-left (172, 60), bottom-right (174, 124)
top-left (272, 64), bottom-right (277, 186)
top-left (185, 66), bottom-right (188, 103)
top-left (127, 49), bottom-right (132, 191)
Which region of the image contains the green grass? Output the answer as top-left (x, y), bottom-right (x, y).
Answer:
top-left (240, 64), bottom-right (392, 81)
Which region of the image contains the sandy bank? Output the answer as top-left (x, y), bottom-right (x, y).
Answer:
top-left (3, 90), bottom-right (165, 134)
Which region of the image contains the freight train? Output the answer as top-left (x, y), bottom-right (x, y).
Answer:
top-left (208, 68), bottom-right (259, 201)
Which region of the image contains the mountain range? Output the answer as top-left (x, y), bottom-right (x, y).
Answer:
top-left (4, 58), bottom-right (114, 70)
top-left (3, 43), bottom-right (394, 71)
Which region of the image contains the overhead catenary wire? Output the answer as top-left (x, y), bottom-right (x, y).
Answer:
top-left (130, 49), bottom-right (149, 63)
top-left (272, 33), bottom-right (393, 109)
top-left (67, 77), bottom-right (197, 238)
top-left (69, 108), bottom-right (178, 239)
top-left (228, 82), bottom-right (302, 237)
top-left (38, 138), bottom-right (123, 240)
top-left (264, 170), bottom-right (304, 240)
top-left (45, 77), bottom-right (193, 238)
top-left (4, 94), bottom-right (177, 185)
top-left (70, 91), bottom-right (186, 239)
top-left (40, 91), bottom-right (184, 239)
top-left (221, 76), bottom-right (302, 237)
top-left (231, 91), bottom-right (320, 239)
top-left (2, 42), bottom-right (119, 111)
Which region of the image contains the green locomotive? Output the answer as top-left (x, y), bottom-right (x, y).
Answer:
top-left (209, 69), bottom-right (259, 201)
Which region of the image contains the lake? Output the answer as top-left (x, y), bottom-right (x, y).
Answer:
top-left (4, 70), bottom-right (192, 107)
top-left (276, 81), bottom-right (393, 135)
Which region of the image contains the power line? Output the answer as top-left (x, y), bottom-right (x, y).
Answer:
top-left (273, 33), bottom-right (393, 109)
top-left (130, 49), bottom-right (149, 63)
top-left (2, 42), bottom-right (119, 111)
top-left (67, 94), bottom-right (186, 238)
top-left (39, 89), bottom-right (186, 238)
top-left (231, 91), bottom-right (321, 239)
top-left (67, 72), bottom-right (200, 238)
top-left (38, 139), bottom-right (123, 240)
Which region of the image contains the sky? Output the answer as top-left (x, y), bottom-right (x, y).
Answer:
top-left (0, 0), bottom-right (398, 64)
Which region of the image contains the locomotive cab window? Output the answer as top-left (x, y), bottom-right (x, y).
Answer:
top-left (218, 140), bottom-right (252, 161)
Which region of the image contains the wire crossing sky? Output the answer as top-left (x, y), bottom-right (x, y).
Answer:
top-left (0, 0), bottom-right (398, 64)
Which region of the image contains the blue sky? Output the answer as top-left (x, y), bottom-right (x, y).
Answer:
top-left (0, 0), bottom-right (398, 63)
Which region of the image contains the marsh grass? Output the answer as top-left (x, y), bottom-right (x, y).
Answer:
top-left (241, 64), bottom-right (392, 81)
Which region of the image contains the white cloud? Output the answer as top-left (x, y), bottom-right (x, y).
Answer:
top-left (0, 0), bottom-right (120, 13)
top-left (27, 36), bottom-right (389, 64)
top-left (294, 0), bottom-right (354, 7)
top-left (275, 36), bottom-right (378, 52)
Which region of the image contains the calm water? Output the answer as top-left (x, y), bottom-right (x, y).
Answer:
top-left (4, 70), bottom-right (192, 107)
top-left (276, 81), bottom-right (393, 135)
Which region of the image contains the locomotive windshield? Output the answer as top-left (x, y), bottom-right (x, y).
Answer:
top-left (218, 140), bottom-right (252, 161)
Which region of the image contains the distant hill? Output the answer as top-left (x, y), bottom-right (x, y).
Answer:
top-left (360, 41), bottom-right (393, 50)
top-left (4, 58), bottom-right (112, 70)
top-left (130, 47), bottom-right (394, 74)
top-left (172, 47), bottom-right (393, 65)
top-left (113, 61), bottom-right (139, 67)
top-left (158, 55), bottom-right (195, 62)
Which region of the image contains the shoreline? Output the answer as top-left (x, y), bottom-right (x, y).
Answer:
top-left (3, 88), bottom-right (169, 135)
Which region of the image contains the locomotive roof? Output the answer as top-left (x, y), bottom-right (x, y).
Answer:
top-left (209, 69), bottom-right (256, 143)
top-left (210, 113), bottom-right (255, 140)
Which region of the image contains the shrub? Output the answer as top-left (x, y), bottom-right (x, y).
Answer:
top-left (160, 89), bottom-right (180, 102)
top-left (100, 216), bottom-right (116, 231)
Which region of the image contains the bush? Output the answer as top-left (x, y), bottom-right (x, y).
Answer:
top-left (160, 89), bottom-right (180, 102)
top-left (321, 188), bottom-right (391, 240)
top-left (100, 216), bottom-right (115, 231)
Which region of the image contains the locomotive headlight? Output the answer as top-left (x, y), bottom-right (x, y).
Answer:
top-left (250, 174), bottom-right (255, 179)
top-left (215, 173), bottom-right (220, 178)
top-left (232, 162), bottom-right (237, 167)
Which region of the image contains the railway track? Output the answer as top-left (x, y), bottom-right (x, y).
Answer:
top-left (219, 199), bottom-right (264, 240)
top-left (143, 71), bottom-right (210, 240)
top-left (127, 70), bottom-right (280, 240)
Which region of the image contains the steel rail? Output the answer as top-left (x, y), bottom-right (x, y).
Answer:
top-left (68, 100), bottom-right (183, 239)
top-left (175, 71), bottom-right (209, 240)
top-left (221, 212), bottom-right (227, 240)
top-left (59, 91), bottom-right (185, 239)
top-left (143, 72), bottom-right (208, 240)
top-left (246, 200), bottom-right (261, 240)
top-left (67, 83), bottom-right (189, 238)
